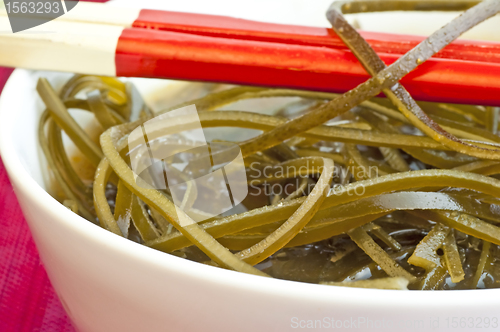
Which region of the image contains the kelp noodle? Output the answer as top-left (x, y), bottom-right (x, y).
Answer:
top-left (37, 1), bottom-right (500, 290)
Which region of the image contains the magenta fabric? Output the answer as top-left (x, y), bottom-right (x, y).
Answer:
top-left (0, 70), bottom-right (76, 331)
top-left (0, 1), bottom-right (109, 331)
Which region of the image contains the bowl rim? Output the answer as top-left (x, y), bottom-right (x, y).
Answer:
top-left (1, 68), bottom-right (499, 311)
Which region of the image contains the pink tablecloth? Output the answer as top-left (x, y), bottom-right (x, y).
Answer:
top-left (0, 2), bottom-right (108, 330)
top-left (0, 73), bottom-right (75, 332)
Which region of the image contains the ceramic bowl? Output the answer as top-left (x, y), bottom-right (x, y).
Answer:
top-left (1, 1), bottom-right (500, 331)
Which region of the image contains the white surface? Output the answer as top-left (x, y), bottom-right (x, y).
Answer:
top-left (1, 2), bottom-right (500, 332)
top-left (57, 2), bottom-right (140, 27)
top-left (111, 0), bottom-right (336, 27)
top-left (109, 0), bottom-right (500, 41)
top-left (351, 11), bottom-right (500, 42)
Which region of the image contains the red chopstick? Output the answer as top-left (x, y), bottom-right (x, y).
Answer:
top-left (2, 5), bottom-right (500, 106)
top-left (117, 26), bottom-right (500, 106)
top-left (133, 10), bottom-right (500, 64)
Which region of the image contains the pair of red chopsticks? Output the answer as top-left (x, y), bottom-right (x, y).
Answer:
top-left (122, 9), bottom-right (500, 106)
top-left (1, 2), bottom-right (500, 106)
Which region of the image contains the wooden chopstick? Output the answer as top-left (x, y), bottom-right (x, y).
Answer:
top-left (132, 8), bottom-right (500, 65)
top-left (1, 2), bottom-right (500, 105)
top-left (4, 2), bottom-right (500, 64)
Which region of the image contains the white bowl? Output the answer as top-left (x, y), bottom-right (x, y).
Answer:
top-left (2, 2), bottom-right (500, 332)
top-left (2, 71), bottom-right (500, 332)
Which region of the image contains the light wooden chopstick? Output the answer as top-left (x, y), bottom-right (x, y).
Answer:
top-left (1, 1), bottom-right (500, 106)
